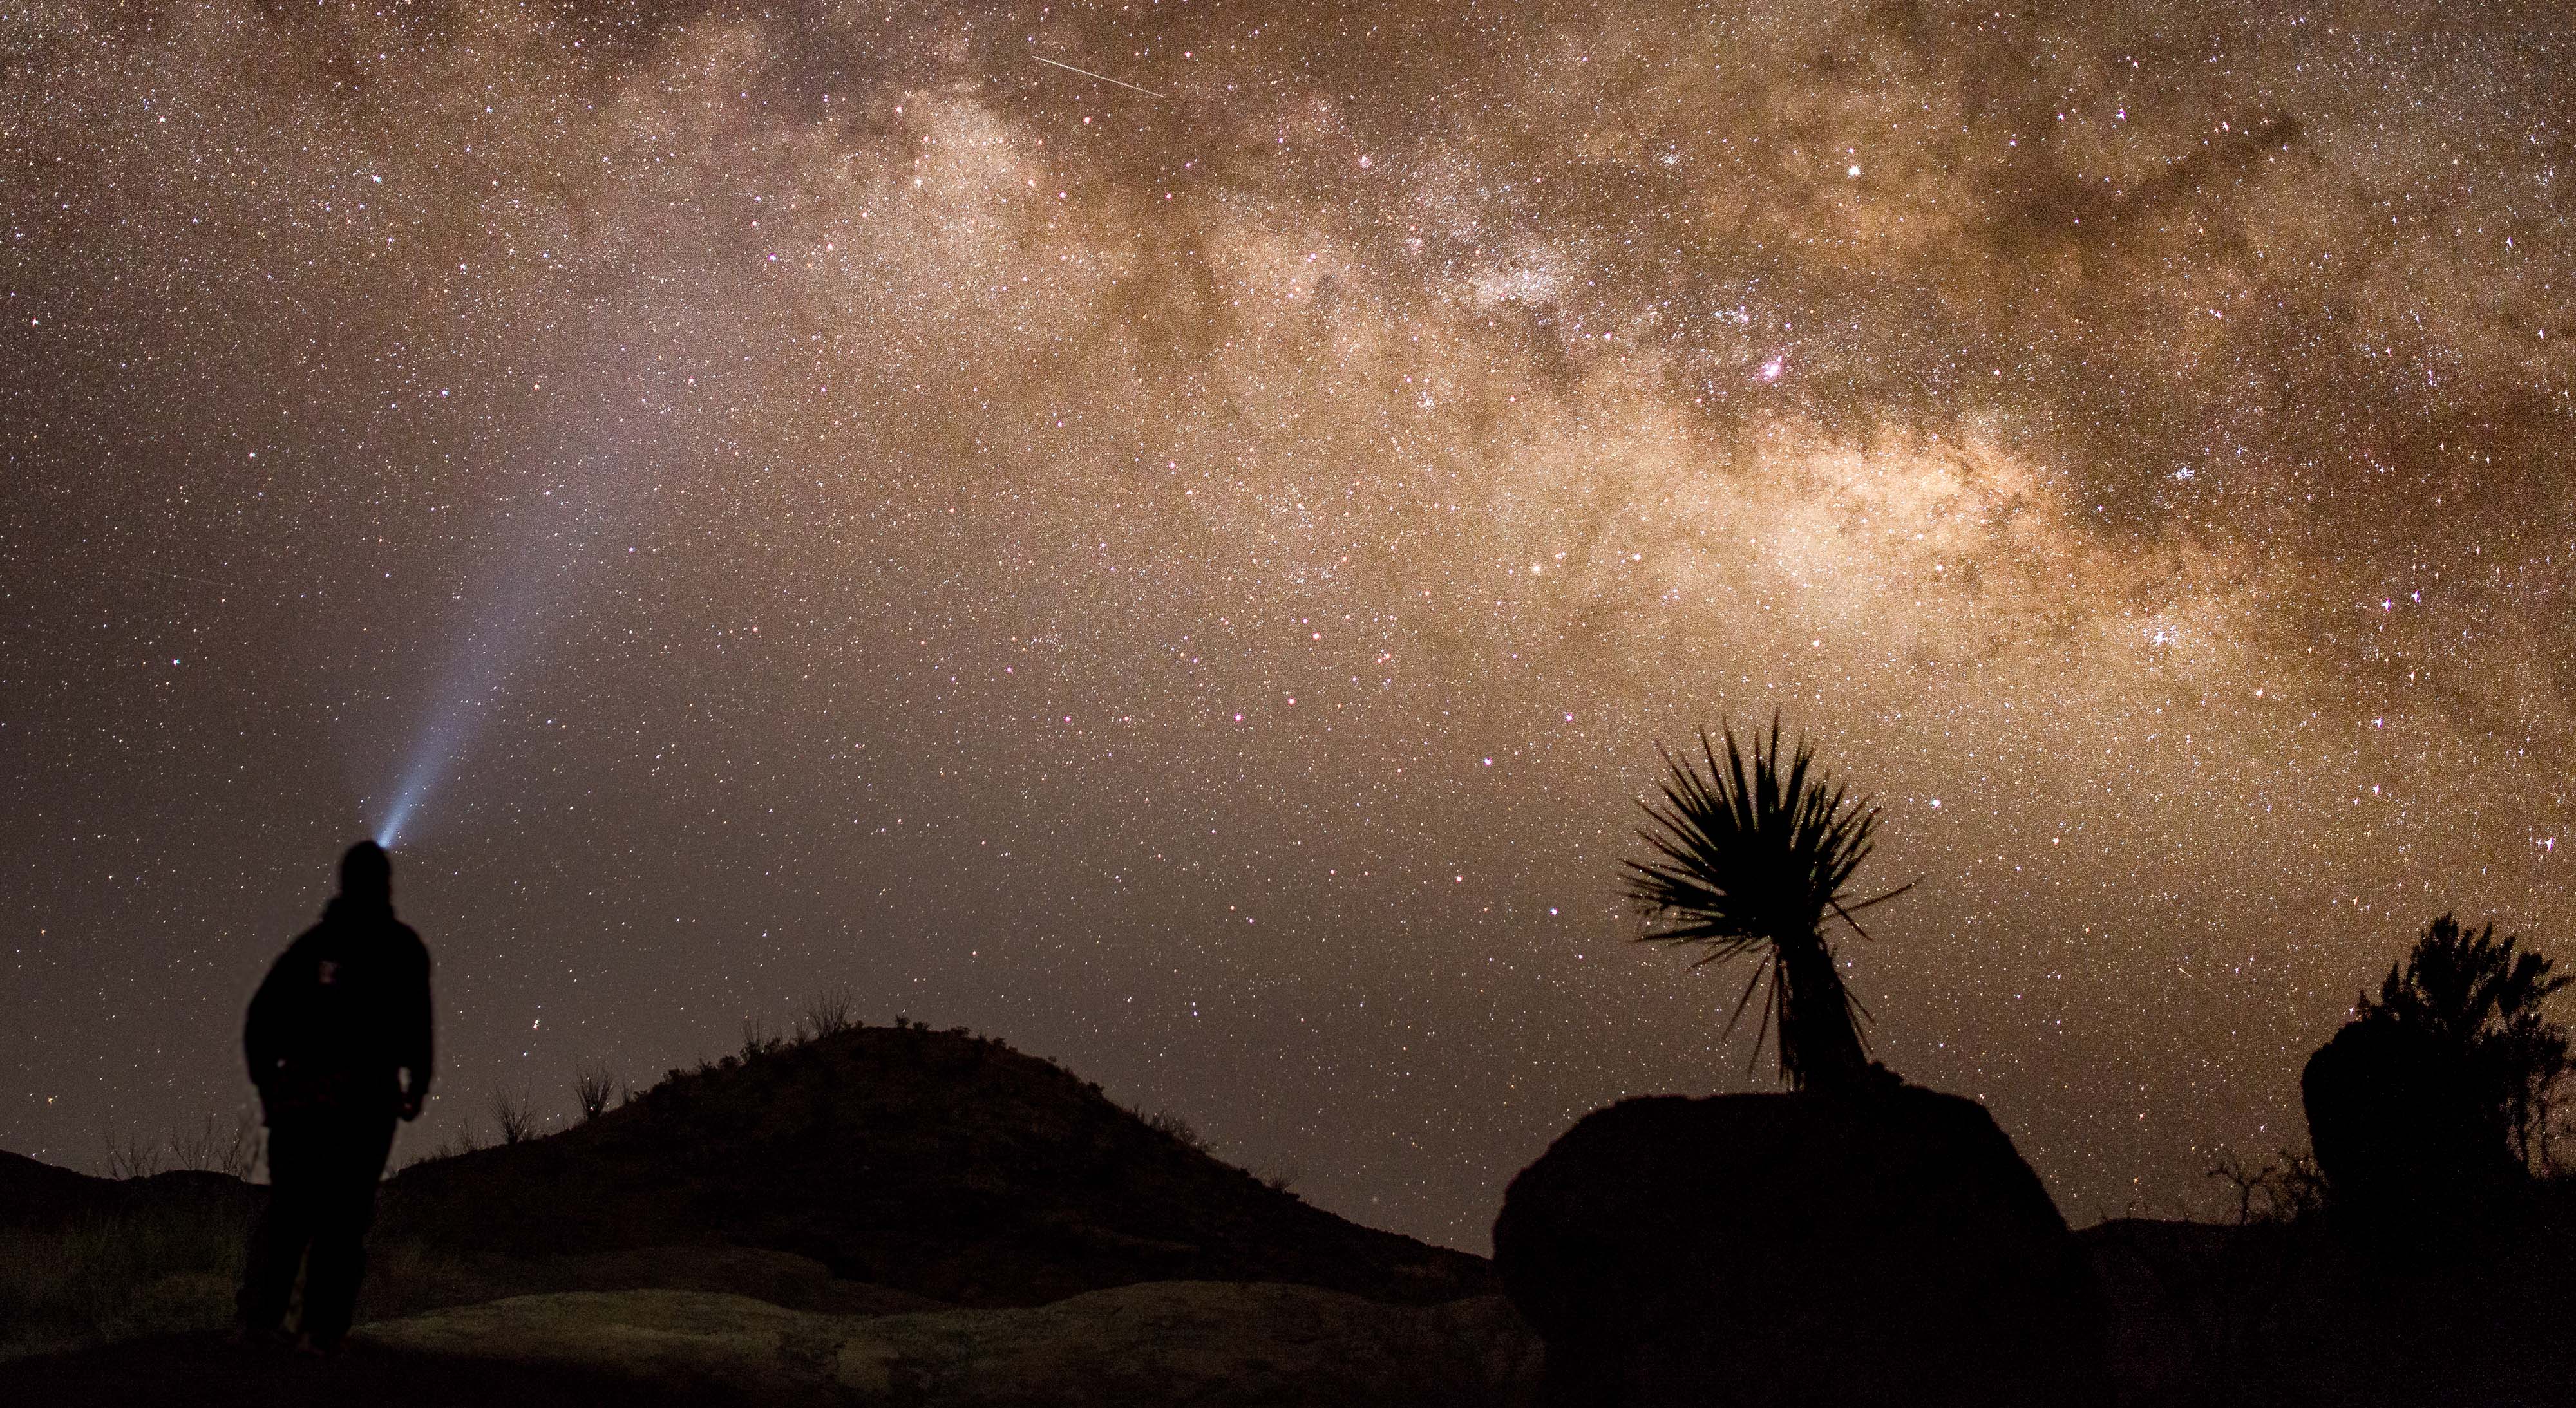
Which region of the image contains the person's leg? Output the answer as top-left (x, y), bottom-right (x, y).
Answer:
top-left (296, 1116), bottom-right (396, 1350)
top-left (235, 1120), bottom-right (313, 1336)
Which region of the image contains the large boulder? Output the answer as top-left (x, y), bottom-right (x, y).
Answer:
top-left (2302, 1018), bottom-right (2517, 1252)
top-left (1492, 1087), bottom-right (2103, 1408)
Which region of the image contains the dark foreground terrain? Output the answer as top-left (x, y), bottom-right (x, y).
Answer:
top-left (1, 1022), bottom-right (1520, 1405)
top-left (2084, 1194), bottom-right (2576, 1408)
top-left (7, 1023), bottom-right (2575, 1405)
top-left (0, 1331), bottom-right (755, 1408)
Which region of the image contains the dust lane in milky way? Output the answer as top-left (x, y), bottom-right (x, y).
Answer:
top-left (4, 1), bottom-right (2572, 1245)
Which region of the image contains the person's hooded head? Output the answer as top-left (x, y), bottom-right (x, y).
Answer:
top-left (337, 840), bottom-right (392, 912)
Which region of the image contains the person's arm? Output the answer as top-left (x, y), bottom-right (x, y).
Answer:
top-left (243, 947), bottom-right (291, 1100)
top-left (397, 932), bottom-right (433, 1120)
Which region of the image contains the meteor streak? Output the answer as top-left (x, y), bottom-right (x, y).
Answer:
top-left (1032, 55), bottom-right (1166, 99)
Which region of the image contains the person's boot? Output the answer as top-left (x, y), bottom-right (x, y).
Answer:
top-left (227, 1320), bottom-right (290, 1352)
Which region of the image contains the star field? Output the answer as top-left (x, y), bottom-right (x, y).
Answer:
top-left (5, 0), bottom-right (2574, 1246)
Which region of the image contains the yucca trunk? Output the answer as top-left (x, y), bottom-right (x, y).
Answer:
top-left (1777, 939), bottom-right (1870, 1094)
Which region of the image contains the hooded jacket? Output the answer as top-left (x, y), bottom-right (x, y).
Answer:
top-left (243, 896), bottom-right (433, 1122)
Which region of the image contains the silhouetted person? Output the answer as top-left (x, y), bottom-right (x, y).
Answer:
top-left (236, 840), bottom-right (432, 1355)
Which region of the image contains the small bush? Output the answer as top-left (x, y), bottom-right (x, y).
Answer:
top-left (573, 1063), bottom-right (619, 1122)
top-left (803, 987), bottom-right (858, 1040)
top-left (168, 1112), bottom-right (260, 1180)
top-left (2208, 1145), bottom-right (2329, 1226)
top-left (99, 1131), bottom-right (164, 1181)
top-left (99, 1111), bottom-right (259, 1181)
top-left (1144, 1109), bottom-right (1212, 1154)
top-left (491, 1086), bottom-right (537, 1145)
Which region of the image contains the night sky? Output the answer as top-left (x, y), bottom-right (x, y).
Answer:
top-left (6, 1), bottom-right (2573, 1250)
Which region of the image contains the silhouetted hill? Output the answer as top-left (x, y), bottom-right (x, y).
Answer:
top-left (374, 1023), bottom-right (1490, 1308)
top-left (0, 1150), bottom-right (255, 1232)
top-left (0, 1149), bottom-right (114, 1229)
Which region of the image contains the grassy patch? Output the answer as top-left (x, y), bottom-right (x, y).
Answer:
top-left (0, 1201), bottom-right (250, 1359)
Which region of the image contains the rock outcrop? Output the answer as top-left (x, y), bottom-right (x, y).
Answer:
top-left (354, 1282), bottom-right (1544, 1407)
top-left (1492, 1087), bottom-right (2103, 1408)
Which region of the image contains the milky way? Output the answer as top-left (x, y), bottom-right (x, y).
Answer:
top-left (6, 1), bottom-right (2573, 1246)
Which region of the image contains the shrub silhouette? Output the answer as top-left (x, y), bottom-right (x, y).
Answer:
top-left (2355, 913), bottom-right (2570, 1170)
top-left (2205, 1144), bottom-right (2328, 1226)
top-left (1620, 714), bottom-right (1909, 1091)
top-left (2304, 915), bottom-right (2569, 1256)
top-left (490, 1085), bottom-right (538, 1146)
top-left (573, 1064), bottom-right (619, 1123)
top-left (1143, 1109), bottom-right (1213, 1155)
top-left (801, 985), bottom-right (858, 1040)
top-left (99, 1112), bottom-right (258, 1181)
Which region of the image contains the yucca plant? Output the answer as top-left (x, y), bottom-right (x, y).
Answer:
top-left (1622, 716), bottom-right (1909, 1094)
